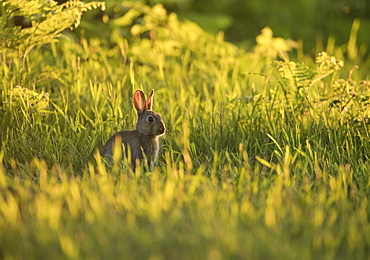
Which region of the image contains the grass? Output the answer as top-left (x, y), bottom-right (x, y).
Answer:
top-left (1, 3), bottom-right (370, 259)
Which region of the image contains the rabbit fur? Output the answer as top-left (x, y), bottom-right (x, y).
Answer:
top-left (100, 89), bottom-right (166, 170)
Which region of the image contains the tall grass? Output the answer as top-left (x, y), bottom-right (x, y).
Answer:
top-left (0, 2), bottom-right (369, 259)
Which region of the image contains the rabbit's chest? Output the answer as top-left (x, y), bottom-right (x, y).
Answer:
top-left (141, 138), bottom-right (159, 156)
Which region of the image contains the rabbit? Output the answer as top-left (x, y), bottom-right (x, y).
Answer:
top-left (100, 89), bottom-right (166, 170)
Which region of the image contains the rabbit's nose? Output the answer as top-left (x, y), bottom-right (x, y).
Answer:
top-left (159, 125), bottom-right (166, 134)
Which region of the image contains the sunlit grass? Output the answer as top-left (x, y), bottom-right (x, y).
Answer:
top-left (0, 2), bottom-right (369, 259)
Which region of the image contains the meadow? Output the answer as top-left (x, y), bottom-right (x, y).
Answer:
top-left (0, 1), bottom-right (369, 259)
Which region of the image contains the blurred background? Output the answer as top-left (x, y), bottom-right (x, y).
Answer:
top-left (64, 0), bottom-right (370, 56)
top-left (154, 0), bottom-right (370, 50)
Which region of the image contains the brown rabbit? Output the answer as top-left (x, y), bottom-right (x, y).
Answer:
top-left (100, 89), bottom-right (166, 170)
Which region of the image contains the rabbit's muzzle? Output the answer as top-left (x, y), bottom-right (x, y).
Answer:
top-left (155, 124), bottom-right (166, 136)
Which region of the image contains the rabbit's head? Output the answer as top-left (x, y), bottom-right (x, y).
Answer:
top-left (134, 89), bottom-right (166, 136)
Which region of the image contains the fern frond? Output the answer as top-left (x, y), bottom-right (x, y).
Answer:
top-left (2, 0), bottom-right (45, 18)
top-left (0, 0), bottom-right (105, 55)
top-left (273, 61), bottom-right (317, 88)
top-left (60, 1), bottom-right (106, 29)
top-left (273, 52), bottom-right (344, 89)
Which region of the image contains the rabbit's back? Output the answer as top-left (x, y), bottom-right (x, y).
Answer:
top-left (100, 130), bottom-right (160, 168)
top-left (100, 130), bottom-right (135, 158)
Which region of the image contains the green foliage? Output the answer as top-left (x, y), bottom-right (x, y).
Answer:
top-left (274, 52), bottom-right (343, 90)
top-left (273, 51), bottom-right (370, 122)
top-left (272, 52), bottom-right (343, 114)
top-left (4, 86), bottom-right (49, 112)
top-left (0, 2), bottom-right (370, 259)
top-left (0, 0), bottom-right (105, 90)
top-left (255, 27), bottom-right (297, 61)
top-left (0, 0), bottom-right (105, 167)
top-left (148, 0), bottom-right (370, 54)
top-left (1, 0), bottom-right (105, 56)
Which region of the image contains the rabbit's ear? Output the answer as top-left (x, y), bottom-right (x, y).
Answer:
top-left (146, 89), bottom-right (154, 110)
top-left (134, 90), bottom-right (146, 114)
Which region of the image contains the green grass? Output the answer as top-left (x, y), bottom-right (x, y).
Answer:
top-left (1, 2), bottom-right (370, 259)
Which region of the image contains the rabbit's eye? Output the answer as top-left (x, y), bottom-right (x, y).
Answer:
top-left (147, 116), bottom-right (154, 122)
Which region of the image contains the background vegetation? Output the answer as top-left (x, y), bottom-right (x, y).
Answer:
top-left (0, 0), bottom-right (369, 259)
top-left (75, 0), bottom-right (370, 55)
